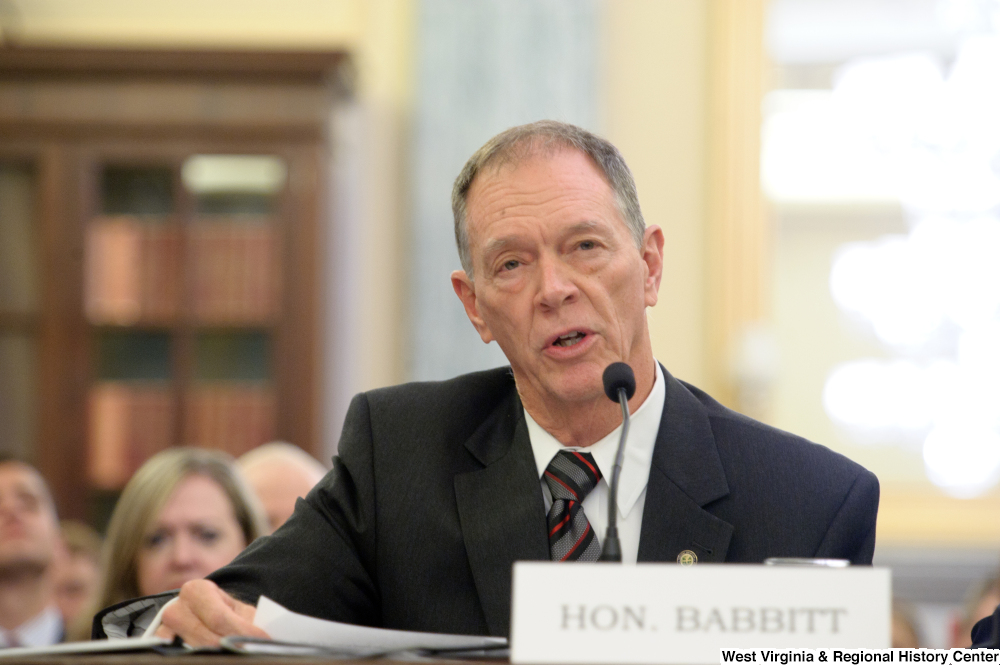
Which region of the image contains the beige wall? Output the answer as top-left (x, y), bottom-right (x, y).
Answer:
top-left (351, 0), bottom-right (413, 392)
top-left (6, 0), bottom-right (364, 49)
top-left (604, 0), bottom-right (769, 405)
top-left (603, 0), bottom-right (709, 389)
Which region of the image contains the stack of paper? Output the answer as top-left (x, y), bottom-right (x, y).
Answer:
top-left (250, 596), bottom-right (508, 657)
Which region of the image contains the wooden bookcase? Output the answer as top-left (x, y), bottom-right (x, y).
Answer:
top-left (0, 46), bottom-right (347, 523)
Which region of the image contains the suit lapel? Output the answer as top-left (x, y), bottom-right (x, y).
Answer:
top-left (637, 367), bottom-right (733, 563)
top-left (453, 366), bottom-right (736, 632)
top-left (454, 387), bottom-right (548, 637)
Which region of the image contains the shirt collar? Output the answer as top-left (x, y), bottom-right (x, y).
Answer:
top-left (525, 361), bottom-right (666, 519)
top-left (2, 605), bottom-right (62, 648)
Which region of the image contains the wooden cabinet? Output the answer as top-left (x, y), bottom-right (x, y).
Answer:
top-left (0, 46), bottom-right (346, 523)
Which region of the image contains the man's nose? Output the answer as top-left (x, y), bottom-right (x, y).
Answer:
top-left (534, 256), bottom-right (578, 309)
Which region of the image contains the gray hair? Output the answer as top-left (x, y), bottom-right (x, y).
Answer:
top-left (451, 120), bottom-right (645, 277)
top-left (237, 441), bottom-right (327, 483)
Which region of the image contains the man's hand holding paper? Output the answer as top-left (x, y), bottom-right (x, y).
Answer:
top-left (155, 579), bottom-right (267, 647)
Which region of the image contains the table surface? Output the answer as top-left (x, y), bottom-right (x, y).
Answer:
top-left (0, 656), bottom-right (500, 665)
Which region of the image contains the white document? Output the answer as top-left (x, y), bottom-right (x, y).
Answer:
top-left (0, 637), bottom-right (171, 659)
top-left (253, 596), bottom-right (507, 656)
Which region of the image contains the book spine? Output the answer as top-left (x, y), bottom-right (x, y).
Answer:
top-left (84, 217), bottom-right (142, 325)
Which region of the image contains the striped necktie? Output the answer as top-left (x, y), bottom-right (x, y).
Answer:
top-left (544, 450), bottom-right (602, 561)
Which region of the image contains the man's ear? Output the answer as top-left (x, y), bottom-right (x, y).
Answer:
top-left (641, 225), bottom-right (665, 308)
top-left (451, 270), bottom-right (495, 344)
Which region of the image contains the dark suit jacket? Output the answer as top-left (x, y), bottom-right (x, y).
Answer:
top-left (971, 606), bottom-right (1000, 647)
top-left (210, 365), bottom-right (879, 637)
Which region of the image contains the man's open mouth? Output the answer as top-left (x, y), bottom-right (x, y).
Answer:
top-left (552, 332), bottom-right (587, 347)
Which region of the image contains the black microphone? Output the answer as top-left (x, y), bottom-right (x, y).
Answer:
top-left (599, 362), bottom-right (636, 562)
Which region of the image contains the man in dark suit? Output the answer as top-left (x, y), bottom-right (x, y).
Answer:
top-left (148, 120), bottom-right (878, 645)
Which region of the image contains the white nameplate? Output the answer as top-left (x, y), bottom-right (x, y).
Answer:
top-left (510, 563), bottom-right (890, 665)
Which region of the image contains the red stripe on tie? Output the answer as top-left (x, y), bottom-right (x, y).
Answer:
top-left (561, 523), bottom-right (591, 561)
top-left (544, 471), bottom-right (579, 499)
top-left (572, 452), bottom-right (599, 480)
top-left (549, 512), bottom-right (572, 537)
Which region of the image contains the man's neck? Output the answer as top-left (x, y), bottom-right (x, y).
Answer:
top-left (0, 567), bottom-right (53, 632)
top-left (520, 354), bottom-right (657, 447)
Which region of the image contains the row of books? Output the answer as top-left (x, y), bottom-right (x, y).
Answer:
top-left (184, 385), bottom-right (277, 459)
top-left (88, 383), bottom-right (174, 490)
top-left (88, 381), bottom-right (276, 490)
top-left (84, 216), bottom-right (279, 326)
top-left (189, 221), bottom-right (279, 324)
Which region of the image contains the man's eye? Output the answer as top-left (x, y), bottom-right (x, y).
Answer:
top-left (579, 240), bottom-right (596, 250)
top-left (501, 259), bottom-right (520, 271)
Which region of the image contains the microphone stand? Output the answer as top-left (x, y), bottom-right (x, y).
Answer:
top-left (599, 387), bottom-right (630, 562)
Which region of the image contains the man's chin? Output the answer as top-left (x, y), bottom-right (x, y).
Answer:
top-left (545, 372), bottom-right (607, 405)
top-left (512, 360), bottom-right (608, 405)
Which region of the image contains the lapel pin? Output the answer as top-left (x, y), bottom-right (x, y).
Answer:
top-left (677, 550), bottom-right (698, 566)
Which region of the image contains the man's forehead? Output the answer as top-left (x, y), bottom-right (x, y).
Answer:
top-left (469, 150), bottom-right (611, 217)
top-left (466, 152), bottom-right (620, 245)
top-left (474, 143), bottom-right (603, 186)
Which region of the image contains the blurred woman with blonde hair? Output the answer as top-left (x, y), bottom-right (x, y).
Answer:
top-left (88, 447), bottom-right (265, 632)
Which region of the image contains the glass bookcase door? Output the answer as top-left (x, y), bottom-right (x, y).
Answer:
top-left (0, 335), bottom-right (38, 460)
top-left (0, 162), bottom-right (40, 460)
top-left (183, 155), bottom-right (284, 326)
top-left (89, 331), bottom-right (175, 489)
top-left (182, 154), bottom-right (283, 457)
top-left (85, 166), bottom-right (180, 326)
top-left (82, 155), bottom-right (287, 487)
top-left (186, 331), bottom-right (275, 456)
top-left (85, 165), bottom-right (178, 489)
top-left (0, 163), bottom-right (40, 312)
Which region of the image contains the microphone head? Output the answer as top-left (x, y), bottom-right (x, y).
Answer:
top-left (602, 362), bottom-right (636, 402)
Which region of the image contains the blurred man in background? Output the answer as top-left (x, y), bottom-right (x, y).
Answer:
top-left (0, 455), bottom-right (63, 647)
top-left (237, 442), bottom-right (327, 534)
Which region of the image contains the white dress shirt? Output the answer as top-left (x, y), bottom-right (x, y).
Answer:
top-left (0, 605), bottom-right (62, 648)
top-left (525, 362), bottom-right (666, 564)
